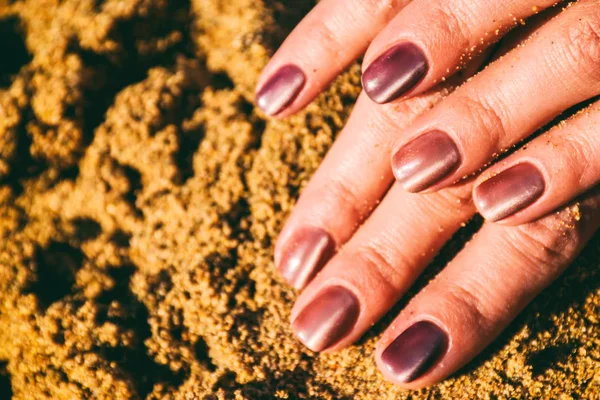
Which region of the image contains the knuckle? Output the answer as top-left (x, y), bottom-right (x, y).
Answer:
top-left (357, 0), bottom-right (405, 19)
top-left (432, 3), bottom-right (473, 50)
top-left (379, 87), bottom-right (447, 126)
top-left (566, 133), bottom-right (596, 185)
top-left (505, 209), bottom-right (585, 275)
top-left (326, 176), bottom-right (366, 223)
top-left (561, 7), bottom-right (600, 82)
top-left (459, 94), bottom-right (509, 149)
top-left (443, 283), bottom-right (498, 334)
top-left (354, 240), bottom-right (412, 291)
top-left (304, 19), bottom-right (345, 59)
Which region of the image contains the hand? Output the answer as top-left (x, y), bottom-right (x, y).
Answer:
top-left (256, 0), bottom-right (600, 389)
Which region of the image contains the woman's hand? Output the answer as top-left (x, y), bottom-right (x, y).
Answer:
top-left (256, 0), bottom-right (600, 388)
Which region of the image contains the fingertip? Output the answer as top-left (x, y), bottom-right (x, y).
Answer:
top-left (361, 42), bottom-right (429, 105)
top-left (473, 163), bottom-right (546, 223)
top-left (375, 319), bottom-right (450, 388)
top-left (255, 64), bottom-right (306, 117)
top-left (290, 284), bottom-right (361, 353)
top-left (275, 225), bottom-right (337, 290)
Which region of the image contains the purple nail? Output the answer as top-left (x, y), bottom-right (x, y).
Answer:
top-left (392, 130), bottom-right (461, 192)
top-left (277, 227), bottom-right (336, 290)
top-left (362, 42), bottom-right (428, 104)
top-left (256, 64), bottom-right (306, 116)
top-left (380, 321), bottom-right (448, 383)
top-left (474, 163), bottom-right (546, 222)
top-left (292, 286), bottom-right (360, 352)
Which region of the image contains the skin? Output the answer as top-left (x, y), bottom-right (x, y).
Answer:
top-left (258, 0), bottom-right (600, 389)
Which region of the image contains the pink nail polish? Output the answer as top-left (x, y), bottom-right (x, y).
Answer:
top-left (277, 227), bottom-right (335, 290)
top-left (362, 42), bottom-right (429, 104)
top-left (392, 130), bottom-right (461, 192)
top-left (380, 321), bottom-right (448, 383)
top-left (292, 286), bottom-right (360, 352)
top-left (474, 163), bottom-right (546, 221)
top-left (256, 64), bottom-right (306, 116)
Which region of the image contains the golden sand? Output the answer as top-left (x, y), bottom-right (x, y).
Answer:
top-left (0, 1), bottom-right (599, 398)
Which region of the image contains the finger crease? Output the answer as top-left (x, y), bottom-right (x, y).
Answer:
top-left (355, 243), bottom-right (412, 292)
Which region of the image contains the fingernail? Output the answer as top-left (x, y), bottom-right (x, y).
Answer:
top-left (380, 321), bottom-right (448, 383)
top-left (474, 163), bottom-right (546, 222)
top-left (277, 227), bottom-right (336, 290)
top-left (256, 64), bottom-right (306, 116)
top-left (362, 42), bottom-right (428, 104)
top-left (292, 286), bottom-right (360, 352)
top-left (392, 130), bottom-right (461, 192)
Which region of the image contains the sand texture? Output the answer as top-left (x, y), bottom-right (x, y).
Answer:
top-left (0, 0), bottom-right (599, 398)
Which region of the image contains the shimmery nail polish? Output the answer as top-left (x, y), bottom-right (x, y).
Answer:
top-left (380, 321), bottom-right (448, 383)
top-left (392, 130), bottom-right (461, 192)
top-left (362, 43), bottom-right (428, 104)
top-left (292, 286), bottom-right (360, 352)
top-left (474, 163), bottom-right (546, 222)
top-left (256, 64), bottom-right (306, 116)
top-left (277, 227), bottom-right (336, 290)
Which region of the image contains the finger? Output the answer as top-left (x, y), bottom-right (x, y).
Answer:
top-left (255, 0), bottom-right (411, 117)
top-left (390, 0), bottom-right (600, 194)
top-left (275, 50), bottom-right (491, 291)
top-left (275, 87), bottom-right (451, 290)
top-left (474, 101), bottom-right (600, 224)
top-left (289, 181), bottom-right (476, 352)
top-left (375, 189), bottom-right (600, 388)
top-left (361, 0), bottom-right (558, 104)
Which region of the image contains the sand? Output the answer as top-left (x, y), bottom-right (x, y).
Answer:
top-left (0, 0), bottom-right (599, 398)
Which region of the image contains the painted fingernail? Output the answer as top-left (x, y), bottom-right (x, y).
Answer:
top-left (392, 130), bottom-right (461, 192)
top-left (277, 227), bottom-right (336, 290)
top-left (474, 163), bottom-right (546, 222)
top-left (380, 321), bottom-right (448, 383)
top-left (292, 286), bottom-right (360, 352)
top-left (256, 64), bottom-right (306, 116)
top-left (362, 42), bottom-right (428, 104)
